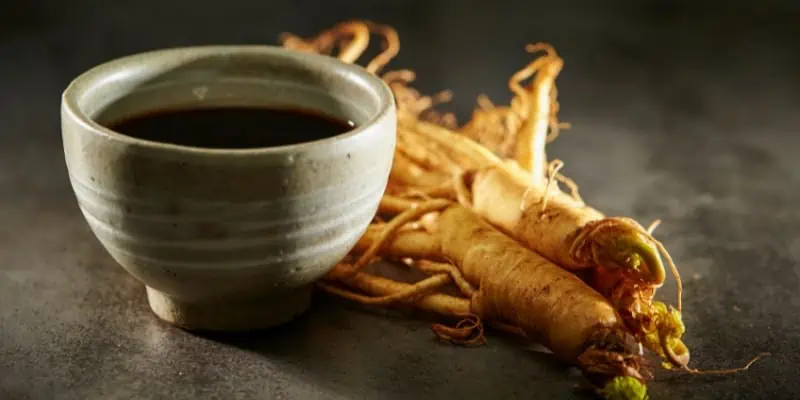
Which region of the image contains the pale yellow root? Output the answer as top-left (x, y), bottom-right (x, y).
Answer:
top-left (507, 58), bottom-right (546, 120)
top-left (327, 228), bottom-right (512, 346)
top-left (279, 20), bottom-right (370, 64)
top-left (399, 127), bottom-right (470, 172)
top-left (459, 44), bottom-right (567, 163)
top-left (412, 260), bottom-right (476, 297)
top-left (279, 20), bottom-right (400, 74)
top-left (647, 219), bottom-right (662, 234)
top-left (400, 116), bottom-right (505, 169)
top-left (459, 98), bottom-right (521, 157)
top-left (389, 152), bottom-right (449, 188)
top-left (378, 195), bottom-right (420, 215)
top-left (389, 125), bottom-right (683, 307)
top-left (458, 43), bottom-right (565, 181)
top-left (674, 352), bottom-right (769, 375)
top-left (383, 71), bottom-right (455, 123)
top-left (520, 159), bottom-right (565, 213)
top-left (397, 135), bottom-right (438, 169)
top-left (453, 172), bottom-right (474, 208)
top-left (546, 85), bottom-right (572, 143)
top-left (322, 264), bottom-right (471, 317)
top-left (424, 110), bottom-right (460, 130)
top-left (319, 267), bottom-right (451, 305)
top-left (400, 117), bottom-right (539, 189)
top-left (401, 182), bottom-right (458, 201)
top-left (511, 43), bottom-right (564, 184)
top-left (335, 25), bottom-right (371, 64)
top-left (354, 224), bottom-right (444, 261)
top-left (322, 264), bottom-right (486, 346)
top-left (554, 170), bottom-right (584, 204)
top-left (364, 21), bottom-right (400, 74)
top-left (349, 199), bottom-right (453, 274)
top-left (325, 260), bottom-right (521, 341)
top-left (397, 134), bottom-right (462, 175)
top-left (416, 91), bottom-right (455, 116)
top-left (382, 69), bottom-right (416, 85)
top-left (379, 190), bottom-right (457, 215)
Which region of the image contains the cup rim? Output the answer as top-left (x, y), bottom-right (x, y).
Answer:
top-left (61, 45), bottom-right (396, 156)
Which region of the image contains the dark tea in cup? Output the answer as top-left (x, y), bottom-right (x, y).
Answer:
top-left (106, 106), bottom-right (356, 149)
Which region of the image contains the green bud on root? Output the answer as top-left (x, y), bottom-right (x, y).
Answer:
top-left (599, 376), bottom-right (649, 400)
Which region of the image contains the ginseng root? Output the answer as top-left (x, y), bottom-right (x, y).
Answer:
top-left (389, 156), bottom-right (689, 367)
top-left (279, 20), bottom-right (370, 64)
top-left (322, 201), bottom-right (651, 397)
top-left (459, 43), bottom-right (571, 175)
top-left (470, 164), bottom-right (673, 288)
top-left (509, 43), bottom-right (564, 183)
top-left (390, 68), bottom-right (688, 367)
top-left (384, 156), bottom-right (688, 369)
top-left (394, 118), bottom-right (673, 290)
top-left (283, 20), bottom-right (763, 399)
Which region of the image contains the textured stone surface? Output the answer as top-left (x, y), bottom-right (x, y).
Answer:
top-left (1, 1), bottom-right (798, 399)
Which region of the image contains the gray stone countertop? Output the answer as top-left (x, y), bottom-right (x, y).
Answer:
top-left (1, 1), bottom-right (798, 399)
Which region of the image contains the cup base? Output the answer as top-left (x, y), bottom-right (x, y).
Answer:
top-left (145, 285), bottom-right (312, 331)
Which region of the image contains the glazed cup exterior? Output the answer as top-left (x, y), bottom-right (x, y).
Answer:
top-left (61, 45), bottom-right (396, 330)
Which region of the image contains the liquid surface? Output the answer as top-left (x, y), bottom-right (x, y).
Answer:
top-left (106, 107), bottom-right (355, 149)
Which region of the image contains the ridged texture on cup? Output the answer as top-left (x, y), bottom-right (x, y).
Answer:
top-left (63, 115), bottom-right (394, 303)
top-left (61, 46), bottom-right (396, 311)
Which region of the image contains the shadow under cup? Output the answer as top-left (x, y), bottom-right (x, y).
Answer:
top-left (61, 46), bottom-right (397, 331)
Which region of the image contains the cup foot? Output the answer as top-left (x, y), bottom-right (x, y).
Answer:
top-left (146, 285), bottom-right (312, 331)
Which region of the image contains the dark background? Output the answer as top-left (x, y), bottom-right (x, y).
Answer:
top-left (1, 1), bottom-right (799, 399)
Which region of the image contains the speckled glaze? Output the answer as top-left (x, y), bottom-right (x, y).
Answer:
top-left (60, 46), bottom-right (396, 331)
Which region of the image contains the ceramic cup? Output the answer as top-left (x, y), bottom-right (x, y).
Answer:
top-left (61, 46), bottom-right (396, 331)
